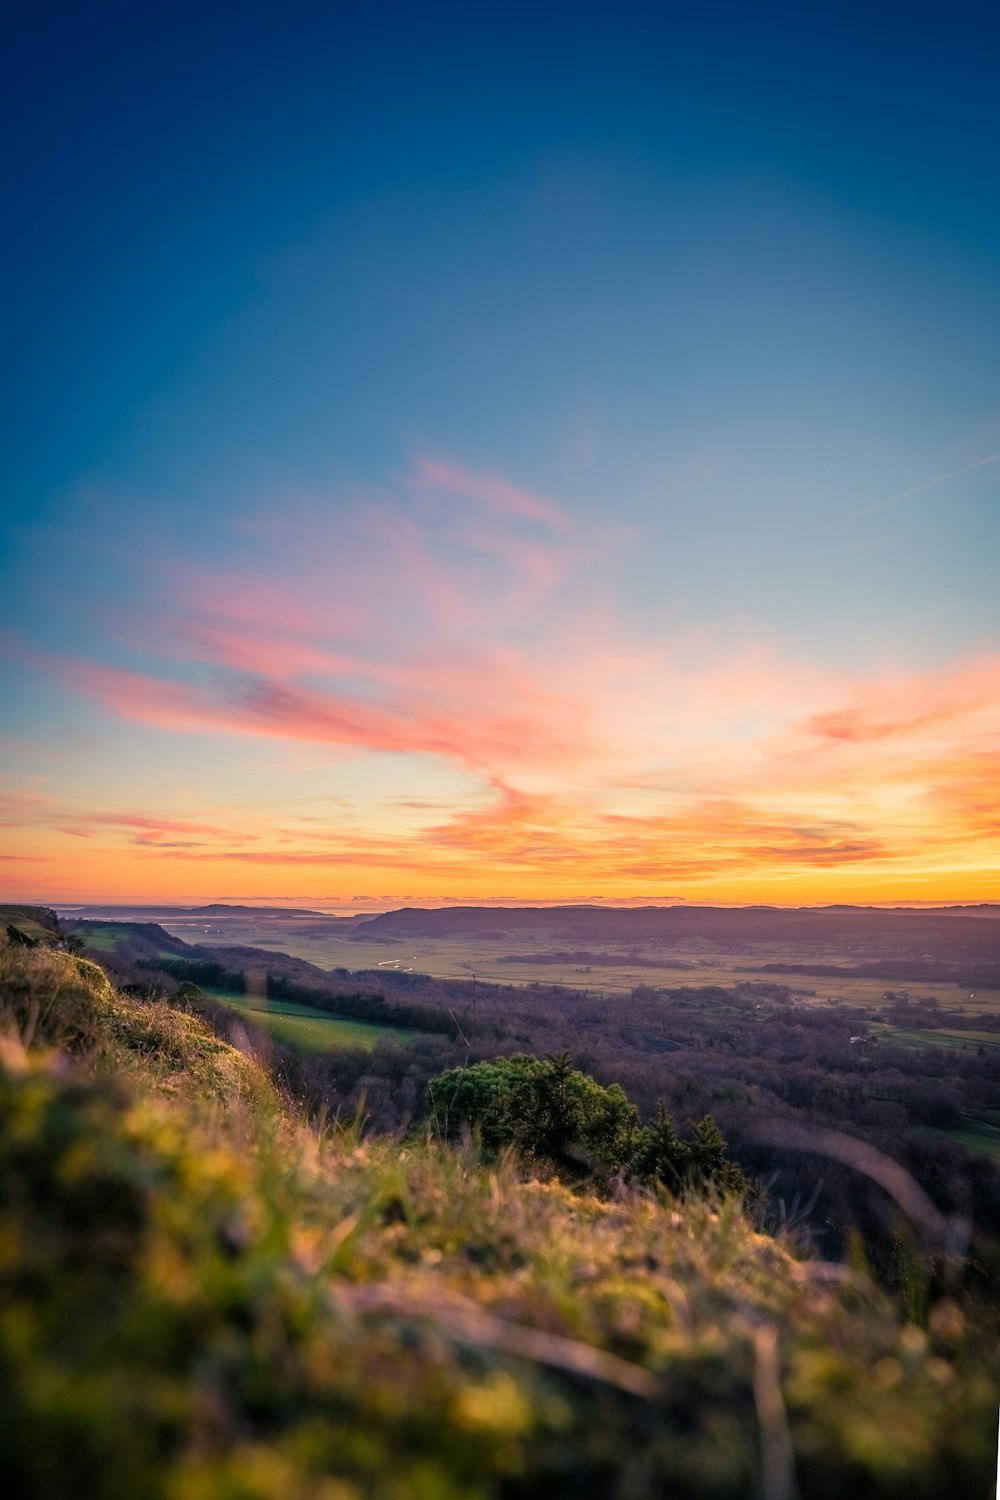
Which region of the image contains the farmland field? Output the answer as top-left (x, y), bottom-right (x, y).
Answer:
top-left (159, 920), bottom-right (1000, 1014)
top-left (61, 903), bottom-right (1000, 1017)
top-left (927, 1118), bottom-right (1000, 1163)
top-left (875, 1024), bottom-right (1000, 1052)
top-left (205, 989), bottom-right (413, 1052)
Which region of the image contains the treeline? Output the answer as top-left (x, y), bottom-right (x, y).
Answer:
top-left (497, 949), bottom-right (698, 969)
top-left (761, 959), bottom-right (1000, 987)
top-left (878, 993), bottom-right (1000, 1031)
top-left (149, 953), bottom-right (456, 1035)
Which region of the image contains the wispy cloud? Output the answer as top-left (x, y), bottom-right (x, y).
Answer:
top-left (410, 455), bottom-right (573, 533)
top-left (10, 453), bottom-right (1000, 900)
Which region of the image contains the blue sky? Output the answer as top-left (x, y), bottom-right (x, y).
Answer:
top-left (2, 1), bottom-right (999, 905)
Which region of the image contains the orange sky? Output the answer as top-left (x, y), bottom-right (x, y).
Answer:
top-left (3, 457), bottom-right (998, 909)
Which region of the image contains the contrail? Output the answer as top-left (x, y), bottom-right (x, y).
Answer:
top-left (817, 449), bottom-right (1000, 531)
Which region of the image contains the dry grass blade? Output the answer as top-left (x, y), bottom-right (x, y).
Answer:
top-left (335, 1283), bottom-right (662, 1400)
top-left (747, 1117), bottom-right (970, 1258)
top-left (751, 1322), bottom-right (798, 1500)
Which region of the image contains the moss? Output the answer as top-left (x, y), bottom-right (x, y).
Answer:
top-left (100, 994), bottom-right (275, 1107)
top-left (0, 944), bottom-right (276, 1112)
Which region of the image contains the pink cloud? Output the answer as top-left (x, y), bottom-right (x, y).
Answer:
top-left (17, 452), bottom-right (1000, 896)
top-left (68, 659), bottom-right (592, 779)
top-left (1, 799), bottom-right (261, 849)
top-left (801, 658), bottom-right (1000, 744)
top-left (410, 455), bottom-right (572, 534)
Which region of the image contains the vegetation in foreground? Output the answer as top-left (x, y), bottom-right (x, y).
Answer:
top-left (0, 926), bottom-right (998, 1497)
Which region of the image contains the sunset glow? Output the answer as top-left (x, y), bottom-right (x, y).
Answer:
top-left (3, 452), bottom-right (998, 907)
top-left (2, 6), bottom-right (998, 909)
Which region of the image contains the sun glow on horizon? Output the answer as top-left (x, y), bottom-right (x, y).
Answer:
top-left (3, 456), bottom-right (998, 908)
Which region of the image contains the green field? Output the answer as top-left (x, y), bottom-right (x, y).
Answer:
top-left (874, 1024), bottom-right (1000, 1052)
top-left (206, 988), bottom-right (412, 1052)
top-left (69, 921), bottom-right (180, 959)
top-left (926, 1117), bottom-right (1000, 1163)
top-left (70, 922), bottom-right (129, 952)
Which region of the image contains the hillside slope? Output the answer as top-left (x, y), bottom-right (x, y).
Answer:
top-left (0, 904), bottom-right (61, 944)
top-left (0, 938), bottom-right (997, 1498)
top-left (358, 902), bottom-right (1000, 962)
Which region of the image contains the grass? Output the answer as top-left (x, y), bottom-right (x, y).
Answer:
top-left (875, 1024), bottom-right (1000, 1052)
top-left (2, 934), bottom-right (999, 1497)
top-left (0, 944), bottom-right (276, 1110)
top-left (66, 920), bottom-right (181, 959)
top-left (206, 988), bottom-right (413, 1052)
top-left (926, 1118), bottom-right (1000, 1164)
top-left (68, 921), bottom-right (122, 951)
top-left (0, 905), bottom-right (60, 946)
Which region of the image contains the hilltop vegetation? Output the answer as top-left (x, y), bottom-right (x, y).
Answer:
top-left (1, 925), bottom-right (999, 1495)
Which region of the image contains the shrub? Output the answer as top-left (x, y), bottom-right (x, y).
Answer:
top-left (429, 1052), bottom-right (746, 1194)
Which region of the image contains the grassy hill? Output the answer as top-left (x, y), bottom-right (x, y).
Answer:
top-left (0, 904), bottom-right (61, 945)
top-left (0, 933), bottom-right (997, 1497)
top-left (206, 986), bottom-right (415, 1051)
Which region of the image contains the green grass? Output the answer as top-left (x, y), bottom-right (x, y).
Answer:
top-left (67, 920), bottom-right (181, 960)
top-left (207, 988), bottom-right (413, 1051)
top-left (875, 1024), bottom-right (1000, 1052)
top-left (926, 1117), bottom-right (1000, 1163)
top-left (68, 922), bottom-right (123, 951)
top-left (0, 905), bottom-right (60, 945)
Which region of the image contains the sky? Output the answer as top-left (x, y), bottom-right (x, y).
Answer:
top-left (1, 0), bottom-right (999, 909)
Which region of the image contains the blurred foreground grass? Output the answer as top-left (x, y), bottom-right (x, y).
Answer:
top-left (0, 939), bottom-right (997, 1498)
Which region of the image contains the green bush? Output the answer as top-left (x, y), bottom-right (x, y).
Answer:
top-left (429, 1051), bottom-right (640, 1171)
top-left (429, 1053), bottom-right (747, 1194)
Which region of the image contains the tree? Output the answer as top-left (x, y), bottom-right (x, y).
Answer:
top-left (633, 1105), bottom-right (747, 1195)
top-left (427, 1054), bottom-right (746, 1196)
top-left (6, 925), bottom-right (38, 949)
top-left (687, 1115), bottom-right (748, 1194)
top-left (428, 1053), bottom-right (639, 1174)
top-left (632, 1103), bottom-right (692, 1188)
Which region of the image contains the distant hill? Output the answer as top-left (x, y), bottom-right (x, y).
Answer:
top-left (354, 904), bottom-right (1000, 987)
top-left (358, 902), bottom-right (1000, 949)
top-left (57, 902), bottom-right (328, 918)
